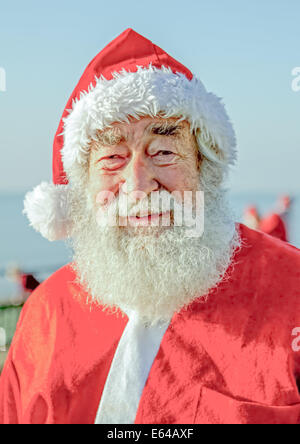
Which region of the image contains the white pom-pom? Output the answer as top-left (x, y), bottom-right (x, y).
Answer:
top-left (23, 182), bottom-right (71, 241)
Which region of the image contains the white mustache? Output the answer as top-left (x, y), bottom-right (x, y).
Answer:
top-left (95, 188), bottom-right (205, 237)
top-left (97, 190), bottom-right (184, 218)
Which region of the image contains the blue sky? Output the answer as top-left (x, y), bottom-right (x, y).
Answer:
top-left (0, 0), bottom-right (299, 193)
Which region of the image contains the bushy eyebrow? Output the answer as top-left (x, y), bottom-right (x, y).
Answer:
top-left (95, 127), bottom-right (125, 146)
top-left (146, 121), bottom-right (183, 137)
top-left (94, 120), bottom-right (183, 148)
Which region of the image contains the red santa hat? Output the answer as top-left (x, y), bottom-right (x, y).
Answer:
top-left (23, 28), bottom-right (237, 241)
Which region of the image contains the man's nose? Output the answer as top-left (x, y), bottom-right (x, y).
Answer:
top-left (120, 154), bottom-right (159, 198)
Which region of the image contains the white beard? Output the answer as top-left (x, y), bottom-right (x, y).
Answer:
top-left (68, 163), bottom-right (241, 326)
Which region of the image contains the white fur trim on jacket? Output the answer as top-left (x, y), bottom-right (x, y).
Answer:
top-left (23, 182), bottom-right (71, 242)
top-left (62, 66), bottom-right (237, 176)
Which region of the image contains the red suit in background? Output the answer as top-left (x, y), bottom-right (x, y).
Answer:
top-left (259, 213), bottom-right (288, 242)
top-left (20, 274), bottom-right (40, 294)
top-left (243, 195), bottom-right (292, 243)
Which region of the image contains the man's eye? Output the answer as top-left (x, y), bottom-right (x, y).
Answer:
top-left (101, 155), bottom-right (123, 162)
top-left (99, 155), bottom-right (125, 170)
top-left (152, 150), bottom-right (176, 165)
top-left (156, 150), bottom-right (174, 156)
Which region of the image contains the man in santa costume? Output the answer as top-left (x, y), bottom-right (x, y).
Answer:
top-left (1, 29), bottom-right (300, 425)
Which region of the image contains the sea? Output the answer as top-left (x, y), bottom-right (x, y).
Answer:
top-left (0, 192), bottom-right (299, 303)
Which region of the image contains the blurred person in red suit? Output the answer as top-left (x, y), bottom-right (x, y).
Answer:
top-left (5, 265), bottom-right (40, 305)
top-left (244, 195), bottom-right (292, 242)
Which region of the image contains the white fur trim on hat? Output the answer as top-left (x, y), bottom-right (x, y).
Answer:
top-left (62, 66), bottom-right (237, 176)
top-left (23, 182), bottom-right (71, 242)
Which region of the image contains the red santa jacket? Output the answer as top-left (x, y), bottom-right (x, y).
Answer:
top-left (1, 223), bottom-right (300, 424)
